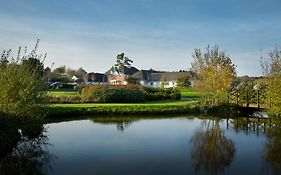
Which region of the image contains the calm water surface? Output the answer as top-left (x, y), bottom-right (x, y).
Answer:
top-left (2, 116), bottom-right (281, 175)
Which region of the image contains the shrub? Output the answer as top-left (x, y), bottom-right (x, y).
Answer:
top-left (143, 87), bottom-right (181, 101)
top-left (0, 41), bottom-right (47, 118)
top-left (81, 85), bottom-right (145, 103)
top-left (80, 85), bottom-right (181, 103)
top-left (57, 83), bottom-right (76, 90)
top-left (47, 95), bottom-right (81, 104)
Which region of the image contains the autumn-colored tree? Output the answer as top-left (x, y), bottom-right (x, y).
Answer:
top-left (191, 45), bottom-right (236, 106)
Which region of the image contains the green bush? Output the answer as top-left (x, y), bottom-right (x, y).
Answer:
top-left (143, 87), bottom-right (181, 101)
top-left (0, 43), bottom-right (46, 118)
top-left (81, 85), bottom-right (144, 103)
top-left (80, 85), bottom-right (181, 103)
top-left (57, 83), bottom-right (76, 90)
top-left (47, 95), bottom-right (81, 104)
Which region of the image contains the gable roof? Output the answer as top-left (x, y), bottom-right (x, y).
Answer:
top-left (161, 72), bottom-right (197, 81)
top-left (88, 73), bottom-right (108, 82)
top-left (132, 70), bottom-right (197, 82)
top-left (119, 66), bottom-right (139, 75)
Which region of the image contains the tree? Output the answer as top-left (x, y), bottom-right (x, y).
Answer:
top-left (22, 57), bottom-right (44, 78)
top-left (176, 76), bottom-right (191, 88)
top-left (52, 65), bottom-right (66, 75)
top-left (0, 40), bottom-right (47, 118)
top-left (50, 65), bottom-right (68, 82)
top-left (110, 53), bottom-right (133, 74)
top-left (260, 47), bottom-right (281, 116)
top-left (44, 67), bottom-right (51, 84)
top-left (66, 67), bottom-right (76, 79)
top-left (191, 45), bottom-right (236, 106)
top-left (236, 78), bottom-right (255, 107)
top-left (75, 67), bottom-right (88, 82)
top-left (126, 76), bottom-right (138, 84)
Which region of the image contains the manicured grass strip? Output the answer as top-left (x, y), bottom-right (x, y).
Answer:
top-left (47, 91), bottom-right (79, 97)
top-left (47, 101), bottom-right (198, 118)
top-left (179, 88), bottom-right (201, 99)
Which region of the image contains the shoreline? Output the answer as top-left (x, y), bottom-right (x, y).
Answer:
top-left (46, 101), bottom-right (197, 118)
top-left (46, 101), bottom-right (264, 118)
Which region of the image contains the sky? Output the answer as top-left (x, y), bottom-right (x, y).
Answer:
top-left (0, 0), bottom-right (280, 76)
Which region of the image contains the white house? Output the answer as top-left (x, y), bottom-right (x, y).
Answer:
top-left (132, 70), bottom-right (197, 88)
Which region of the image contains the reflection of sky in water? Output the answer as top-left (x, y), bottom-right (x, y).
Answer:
top-left (44, 117), bottom-right (274, 175)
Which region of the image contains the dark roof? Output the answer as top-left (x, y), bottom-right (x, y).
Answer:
top-left (119, 66), bottom-right (139, 75)
top-left (105, 66), bottom-right (139, 76)
top-left (132, 70), bottom-right (197, 81)
top-left (162, 72), bottom-right (197, 81)
top-left (88, 73), bottom-right (108, 82)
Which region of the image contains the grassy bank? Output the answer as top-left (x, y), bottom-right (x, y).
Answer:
top-left (47, 100), bottom-right (198, 118)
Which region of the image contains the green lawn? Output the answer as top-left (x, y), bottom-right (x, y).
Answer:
top-left (47, 90), bottom-right (79, 97)
top-left (46, 88), bottom-right (201, 118)
top-left (179, 88), bottom-right (201, 99)
top-left (51, 100), bottom-right (192, 107)
top-left (47, 88), bottom-right (201, 99)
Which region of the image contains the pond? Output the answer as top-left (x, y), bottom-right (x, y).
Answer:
top-left (1, 116), bottom-right (281, 175)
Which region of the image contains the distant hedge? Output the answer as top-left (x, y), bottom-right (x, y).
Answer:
top-left (143, 87), bottom-right (181, 101)
top-left (48, 95), bottom-right (81, 104)
top-left (80, 85), bottom-right (181, 103)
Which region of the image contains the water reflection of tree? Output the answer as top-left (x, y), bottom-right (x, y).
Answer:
top-left (231, 118), bottom-right (268, 136)
top-left (264, 125), bottom-right (281, 175)
top-left (225, 118), bottom-right (281, 175)
top-left (190, 119), bottom-right (235, 175)
top-left (0, 130), bottom-right (56, 175)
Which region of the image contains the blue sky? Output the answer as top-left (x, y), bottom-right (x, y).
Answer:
top-left (0, 0), bottom-right (280, 76)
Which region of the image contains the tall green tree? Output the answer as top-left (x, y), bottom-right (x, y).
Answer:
top-left (110, 53), bottom-right (133, 74)
top-left (191, 45), bottom-right (236, 106)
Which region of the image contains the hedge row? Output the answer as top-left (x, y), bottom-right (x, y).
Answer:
top-left (80, 85), bottom-right (181, 103)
